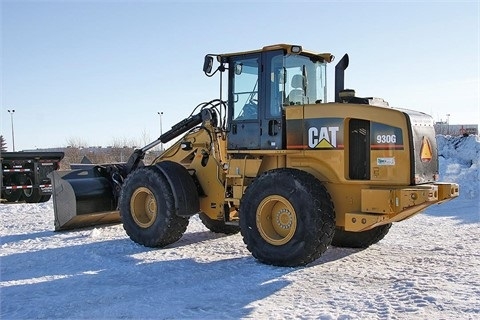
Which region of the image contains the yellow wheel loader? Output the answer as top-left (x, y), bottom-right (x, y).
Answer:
top-left (51, 44), bottom-right (459, 267)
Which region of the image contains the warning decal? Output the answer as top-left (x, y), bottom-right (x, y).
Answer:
top-left (420, 136), bottom-right (432, 162)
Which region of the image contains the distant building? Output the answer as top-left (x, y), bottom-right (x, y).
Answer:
top-left (434, 123), bottom-right (478, 136)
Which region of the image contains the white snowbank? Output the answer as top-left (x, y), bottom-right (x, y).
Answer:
top-left (1, 136), bottom-right (479, 319)
top-left (436, 134), bottom-right (480, 200)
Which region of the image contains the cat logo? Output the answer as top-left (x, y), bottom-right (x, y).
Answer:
top-left (420, 136), bottom-right (432, 162)
top-left (308, 127), bottom-right (339, 149)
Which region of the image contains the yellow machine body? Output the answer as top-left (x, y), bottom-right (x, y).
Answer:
top-left (152, 103), bottom-right (458, 233)
top-left (52, 44), bottom-right (459, 266)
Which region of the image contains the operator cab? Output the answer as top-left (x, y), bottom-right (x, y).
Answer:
top-left (204, 44), bottom-right (332, 150)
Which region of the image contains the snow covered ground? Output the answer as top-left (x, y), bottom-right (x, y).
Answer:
top-left (1, 135), bottom-right (479, 319)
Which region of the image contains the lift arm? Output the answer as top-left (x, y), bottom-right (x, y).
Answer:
top-left (124, 108), bottom-right (216, 175)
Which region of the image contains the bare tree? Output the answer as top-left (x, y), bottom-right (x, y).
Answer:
top-left (140, 129), bottom-right (151, 147)
top-left (65, 137), bottom-right (88, 148)
top-left (59, 134), bottom-right (166, 169)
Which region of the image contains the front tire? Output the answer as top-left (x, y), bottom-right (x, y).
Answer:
top-left (119, 166), bottom-right (189, 247)
top-left (239, 168), bottom-right (335, 267)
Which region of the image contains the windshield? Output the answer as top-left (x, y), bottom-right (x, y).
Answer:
top-left (228, 51), bottom-right (328, 123)
top-left (278, 54), bottom-right (327, 106)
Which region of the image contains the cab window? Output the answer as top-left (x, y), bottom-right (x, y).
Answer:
top-left (232, 57), bottom-right (259, 120)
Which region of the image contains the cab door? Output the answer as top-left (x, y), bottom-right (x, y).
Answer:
top-left (227, 51), bottom-right (285, 150)
top-left (227, 54), bottom-right (261, 150)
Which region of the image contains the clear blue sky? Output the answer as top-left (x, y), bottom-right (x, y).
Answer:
top-left (1, 0), bottom-right (479, 151)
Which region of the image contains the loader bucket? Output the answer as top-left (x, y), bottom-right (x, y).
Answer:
top-left (50, 168), bottom-right (121, 231)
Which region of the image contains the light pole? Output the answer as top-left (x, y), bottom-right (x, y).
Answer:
top-left (7, 109), bottom-right (15, 151)
top-left (157, 111), bottom-right (163, 150)
top-left (446, 113), bottom-right (451, 135)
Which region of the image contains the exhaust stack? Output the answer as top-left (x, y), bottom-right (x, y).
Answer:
top-left (334, 54), bottom-right (349, 103)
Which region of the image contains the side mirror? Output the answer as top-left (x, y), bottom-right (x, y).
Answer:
top-left (234, 63), bottom-right (243, 75)
top-left (203, 55), bottom-right (214, 74)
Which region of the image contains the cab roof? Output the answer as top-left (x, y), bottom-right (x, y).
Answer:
top-left (217, 44), bottom-right (334, 63)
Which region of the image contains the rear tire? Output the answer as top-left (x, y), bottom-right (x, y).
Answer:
top-left (23, 176), bottom-right (42, 203)
top-left (199, 212), bottom-right (240, 234)
top-left (3, 189), bottom-right (22, 202)
top-left (331, 224), bottom-right (392, 248)
top-left (39, 195), bottom-right (51, 203)
top-left (239, 168), bottom-right (335, 267)
top-left (119, 166), bottom-right (189, 247)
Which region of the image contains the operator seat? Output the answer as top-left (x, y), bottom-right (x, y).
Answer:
top-left (286, 74), bottom-right (306, 105)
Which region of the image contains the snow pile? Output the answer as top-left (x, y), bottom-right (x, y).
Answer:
top-left (1, 136), bottom-right (479, 319)
top-left (437, 134), bottom-right (479, 199)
